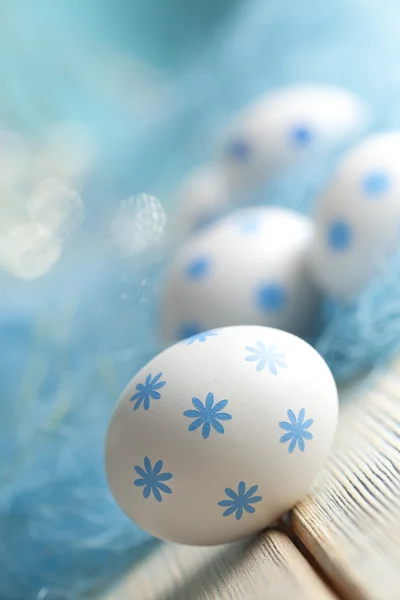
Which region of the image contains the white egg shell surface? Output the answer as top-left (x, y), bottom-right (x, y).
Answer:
top-left (161, 206), bottom-right (319, 341)
top-left (311, 132), bottom-right (400, 300)
top-left (219, 84), bottom-right (367, 189)
top-left (105, 325), bottom-right (338, 546)
top-left (173, 165), bottom-right (231, 235)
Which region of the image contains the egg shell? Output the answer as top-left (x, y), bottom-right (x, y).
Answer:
top-left (105, 325), bottom-right (338, 546)
top-left (172, 165), bottom-right (231, 235)
top-left (310, 132), bottom-right (400, 300)
top-left (219, 84), bottom-right (367, 189)
top-left (161, 206), bottom-right (320, 341)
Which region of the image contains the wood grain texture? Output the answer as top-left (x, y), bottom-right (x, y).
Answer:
top-left (293, 364), bottom-right (400, 600)
top-left (104, 530), bottom-right (337, 600)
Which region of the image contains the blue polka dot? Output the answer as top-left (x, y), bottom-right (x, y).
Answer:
top-left (178, 323), bottom-right (202, 340)
top-left (185, 257), bottom-right (210, 279)
top-left (362, 171), bottom-right (390, 197)
top-left (290, 124), bottom-right (314, 148)
top-left (327, 219), bottom-right (352, 251)
top-left (257, 283), bottom-right (287, 312)
top-left (236, 214), bottom-right (260, 234)
top-left (226, 139), bottom-right (252, 161)
top-left (193, 213), bottom-right (215, 232)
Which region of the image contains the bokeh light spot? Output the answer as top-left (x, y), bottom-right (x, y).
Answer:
top-left (0, 223), bottom-right (62, 280)
top-left (110, 194), bottom-right (166, 256)
top-left (27, 178), bottom-right (84, 241)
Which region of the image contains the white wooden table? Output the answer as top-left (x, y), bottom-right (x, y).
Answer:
top-left (101, 362), bottom-right (400, 600)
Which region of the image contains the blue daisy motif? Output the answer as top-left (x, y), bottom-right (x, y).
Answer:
top-left (257, 282), bottom-right (287, 312)
top-left (245, 341), bottom-right (287, 374)
top-left (182, 328), bottom-right (219, 346)
top-left (134, 457), bottom-right (172, 502)
top-left (218, 481), bottom-right (262, 520)
top-left (327, 219), bottom-right (352, 252)
top-left (184, 392), bottom-right (232, 439)
top-left (184, 256), bottom-right (211, 280)
top-left (279, 408), bottom-right (314, 453)
top-left (362, 171), bottom-right (390, 197)
top-left (290, 124), bottom-right (314, 148)
top-left (226, 138), bottom-right (252, 161)
top-left (129, 373), bottom-right (166, 411)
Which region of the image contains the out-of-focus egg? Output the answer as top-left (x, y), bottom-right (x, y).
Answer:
top-left (172, 165), bottom-right (230, 235)
top-left (219, 85), bottom-right (367, 189)
top-left (310, 132), bottom-right (400, 300)
top-left (161, 206), bottom-right (319, 340)
top-left (105, 325), bottom-right (338, 546)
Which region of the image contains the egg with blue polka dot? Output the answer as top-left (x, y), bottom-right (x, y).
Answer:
top-left (105, 325), bottom-right (338, 545)
top-left (219, 84), bottom-right (367, 189)
top-left (310, 132), bottom-right (400, 300)
top-left (161, 206), bottom-right (320, 340)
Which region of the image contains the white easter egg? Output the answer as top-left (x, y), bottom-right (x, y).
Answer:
top-left (173, 165), bottom-right (230, 235)
top-left (161, 206), bottom-right (319, 340)
top-left (219, 84), bottom-right (367, 188)
top-left (310, 132), bottom-right (400, 300)
top-left (105, 325), bottom-right (338, 546)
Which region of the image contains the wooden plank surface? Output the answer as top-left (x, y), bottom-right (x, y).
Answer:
top-left (103, 530), bottom-right (337, 600)
top-left (293, 364), bottom-right (400, 600)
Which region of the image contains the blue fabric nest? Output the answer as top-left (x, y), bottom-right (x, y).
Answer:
top-left (3, 0), bottom-right (400, 598)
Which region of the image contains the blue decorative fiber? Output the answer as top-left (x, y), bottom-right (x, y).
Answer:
top-left (3, 0), bottom-right (400, 599)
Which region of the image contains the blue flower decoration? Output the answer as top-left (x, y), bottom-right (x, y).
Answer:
top-left (362, 171), bottom-right (390, 197)
top-left (279, 408), bottom-right (313, 453)
top-left (327, 219), bottom-right (352, 252)
top-left (185, 256), bottom-right (210, 280)
top-left (290, 124), bottom-right (314, 148)
top-left (129, 372), bottom-right (166, 410)
top-left (245, 341), bottom-right (287, 374)
top-left (134, 457), bottom-right (172, 502)
top-left (184, 392), bottom-right (232, 439)
top-left (257, 282), bottom-right (287, 312)
top-left (218, 481), bottom-right (262, 520)
top-left (182, 328), bottom-right (219, 346)
top-left (226, 138), bottom-right (252, 161)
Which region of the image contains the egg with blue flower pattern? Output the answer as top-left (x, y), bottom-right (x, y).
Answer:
top-left (105, 325), bottom-right (338, 546)
top-left (219, 84), bottom-right (367, 189)
top-left (161, 206), bottom-right (320, 340)
top-left (310, 132), bottom-right (400, 300)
